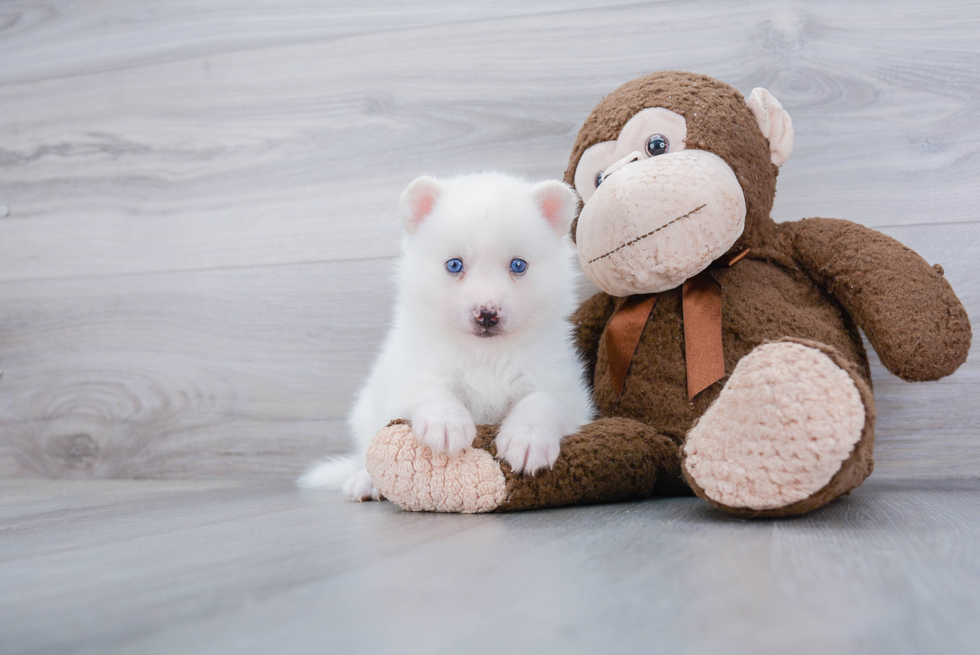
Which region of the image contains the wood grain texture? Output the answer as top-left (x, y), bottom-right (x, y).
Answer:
top-left (1, 479), bottom-right (979, 654)
top-left (0, 1), bottom-right (978, 480)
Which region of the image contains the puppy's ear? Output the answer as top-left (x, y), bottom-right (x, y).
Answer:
top-left (746, 88), bottom-right (794, 167)
top-left (400, 176), bottom-right (444, 233)
top-left (531, 180), bottom-right (579, 237)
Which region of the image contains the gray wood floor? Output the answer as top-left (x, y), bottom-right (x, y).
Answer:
top-left (2, 479), bottom-right (979, 655)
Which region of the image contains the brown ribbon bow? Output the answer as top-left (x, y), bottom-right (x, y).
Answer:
top-left (606, 249), bottom-right (749, 400)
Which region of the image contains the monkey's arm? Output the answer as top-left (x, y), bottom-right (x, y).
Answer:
top-left (786, 217), bottom-right (971, 381)
top-left (571, 291), bottom-right (616, 387)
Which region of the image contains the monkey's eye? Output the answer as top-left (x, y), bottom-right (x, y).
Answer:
top-left (445, 258), bottom-right (463, 274)
top-left (645, 134), bottom-right (669, 157)
top-left (510, 258), bottom-right (527, 275)
top-left (595, 171), bottom-right (604, 188)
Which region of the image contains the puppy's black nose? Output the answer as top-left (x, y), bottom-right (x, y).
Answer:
top-left (476, 309), bottom-right (499, 329)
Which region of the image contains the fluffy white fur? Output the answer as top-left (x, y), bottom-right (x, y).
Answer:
top-left (298, 172), bottom-right (595, 500)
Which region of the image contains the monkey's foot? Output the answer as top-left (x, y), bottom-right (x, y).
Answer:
top-left (683, 338), bottom-right (875, 518)
top-left (365, 421), bottom-right (507, 513)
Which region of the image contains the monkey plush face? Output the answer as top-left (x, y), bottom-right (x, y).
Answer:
top-left (574, 107), bottom-right (747, 295)
top-left (566, 72), bottom-right (794, 296)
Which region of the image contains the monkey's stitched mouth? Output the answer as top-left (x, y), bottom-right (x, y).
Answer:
top-left (586, 204), bottom-right (707, 265)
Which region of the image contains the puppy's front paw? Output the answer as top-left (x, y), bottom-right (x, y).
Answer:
top-left (411, 402), bottom-right (476, 454)
top-left (342, 469), bottom-right (381, 501)
top-left (495, 424), bottom-right (561, 475)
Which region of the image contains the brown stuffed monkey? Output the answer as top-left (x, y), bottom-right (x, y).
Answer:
top-left (365, 71), bottom-right (972, 518)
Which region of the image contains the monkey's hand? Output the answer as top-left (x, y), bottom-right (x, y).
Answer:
top-left (786, 217), bottom-right (971, 381)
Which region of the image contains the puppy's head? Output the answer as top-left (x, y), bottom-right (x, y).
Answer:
top-left (398, 173), bottom-right (579, 342)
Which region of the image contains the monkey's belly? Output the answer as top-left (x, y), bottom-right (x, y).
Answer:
top-left (593, 259), bottom-right (869, 442)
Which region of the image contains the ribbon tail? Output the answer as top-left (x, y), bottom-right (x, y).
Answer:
top-left (683, 271), bottom-right (726, 399)
top-left (606, 294), bottom-right (658, 396)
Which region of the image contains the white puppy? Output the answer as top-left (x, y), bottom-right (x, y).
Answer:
top-left (298, 172), bottom-right (595, 500)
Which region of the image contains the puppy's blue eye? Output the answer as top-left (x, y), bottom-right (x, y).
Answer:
top-left (445, 258), bottom-right (463, 274)
top-left (510, 258), bottom-right (527, 274)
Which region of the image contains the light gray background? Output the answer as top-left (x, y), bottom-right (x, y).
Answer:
top-left (1, 0), bottom-right (977, 481)
top-left (1, 2), bottom-right (978, 653)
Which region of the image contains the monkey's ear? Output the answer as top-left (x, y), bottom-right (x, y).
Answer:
top-left (746, 88), bottom-right (794, 167)
top-left (400, 176), bottom-right (445, 233)
top-left (531, 180), bottom-right (579, 237)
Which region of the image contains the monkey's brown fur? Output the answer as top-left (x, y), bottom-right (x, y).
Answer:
top-left (500, 71), bottom-right (969, 517)
top-left (369, 71), bottom-right (971, 517)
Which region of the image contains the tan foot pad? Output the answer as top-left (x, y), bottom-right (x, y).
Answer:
top-left (366, 421), bottom-right (507, 513)
top-left (684, 341), bottom-right (866, 510)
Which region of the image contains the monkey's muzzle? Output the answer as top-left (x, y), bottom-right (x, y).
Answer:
top-left (576, 150), bottom-right (746, 297)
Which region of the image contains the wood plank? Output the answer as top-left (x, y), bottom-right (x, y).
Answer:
top-left (0, 257), bottom-right (393, 478)
top-left (0, 479), bottom-right (498, 653)
top-left (0, 0), bottom-right (647, 85)
top-left (0, 222), bottom-right (976, 480)
top-left (0, 479), bottom-right (977, 654)
top-left (1, 1), bottom-right (979, 282)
